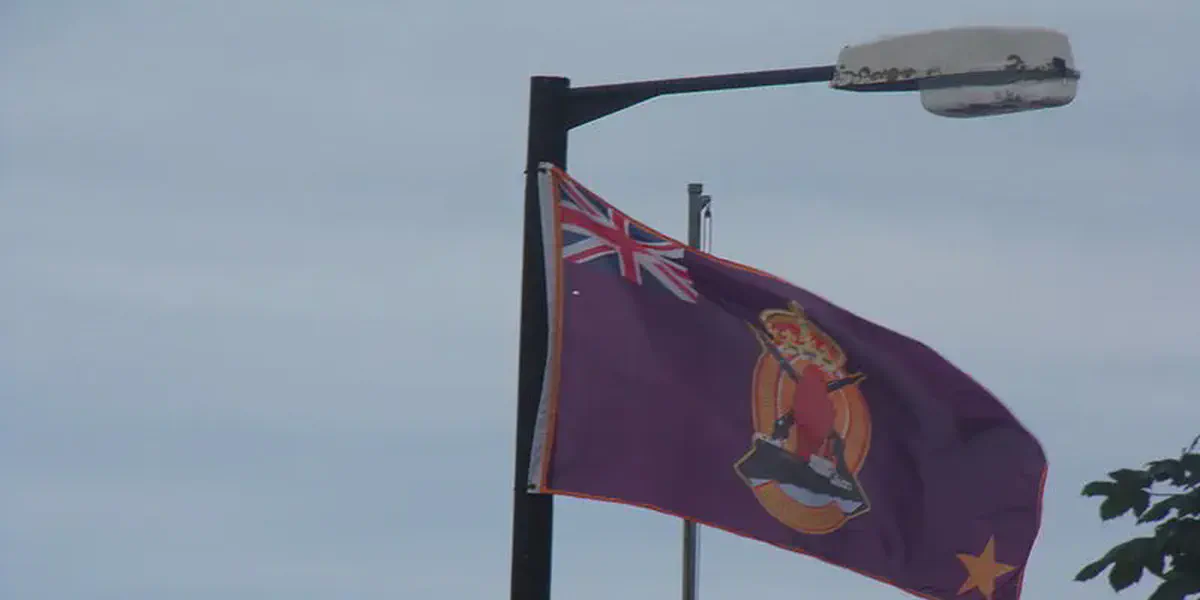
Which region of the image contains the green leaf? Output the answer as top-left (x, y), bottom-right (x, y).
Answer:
top-left (1177, 492), bottom-right (1200, 517)
top-left (1101, 496), bottom-right (1128, 520)
top-left (1142, 497), bottom-right (1181, 523)
top-left (1076, 542), bottom-right (1129, 582)
top-left (1147, 582), bottom-right (1187, 600)
top-left (1083, 480), bottom-right (1120, 497)
top-left (1147, 574), bottom-right (1200, 600)
top-left (1078, 537), bottom-right (1162, 584)
top-left (1076, 558), bottom-right (1113, 582)
top-left (1134, 490), bottom-right (1153, 517)
top-left (1109, 557), bottom-right (1144, 591)
top-left (1102, 496), bottom-right (1131, 520)
top-left (1111, 468), bottom-right (1154, 489)
top-left (1101, 488), bottom-right (1150, 521)
top-left (1180, 454), bottom-right (1200, 486)
top-left (1176, 521), bottom-right (1200, 555)
top-left (1123, 537), bottom-right (1163, 567)
top-left (1078, 438), bottom-right (1200, 598)
top-left (1156, 519), bottom-right (1188, 555)
top-left (1145, 548), bottom-right (1166, 577)
top-left (1149, 459), bottom-right (1187, 484)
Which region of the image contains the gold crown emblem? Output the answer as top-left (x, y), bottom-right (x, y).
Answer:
top-left (762, 301), bottom-right (847, 374)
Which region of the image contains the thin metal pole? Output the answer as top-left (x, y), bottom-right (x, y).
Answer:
top-left (511, 76), bottom-right (570, 600)
top-left (682, 519), bottom-right (699, 600)
top-left (682, 182), bottom-right (710, 600)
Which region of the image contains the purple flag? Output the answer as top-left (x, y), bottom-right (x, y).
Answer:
top-left (528, 165), bottom-right (1047, 600)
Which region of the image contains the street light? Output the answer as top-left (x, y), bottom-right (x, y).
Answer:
top-left (831, 26), bottom-right (1079, 117)
top-left (510, 25), bottom-right (1080, 600)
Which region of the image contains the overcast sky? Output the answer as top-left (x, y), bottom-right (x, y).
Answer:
top-left (2, 1), bottom-right (1197, 599)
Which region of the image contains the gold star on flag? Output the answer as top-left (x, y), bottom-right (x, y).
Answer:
top-left (956, 536), bottom-right (1016, 599)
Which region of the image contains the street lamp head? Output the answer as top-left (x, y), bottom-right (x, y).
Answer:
top-left (831, 26), bottom-right (1080, 118)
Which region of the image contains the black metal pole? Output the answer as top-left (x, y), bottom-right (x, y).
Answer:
top-left (682, 183), bottom-right (707, 600)
top-left (512, 62), bottom-right (843, 600)
top-left (511, 76), bottom-right (570, 600)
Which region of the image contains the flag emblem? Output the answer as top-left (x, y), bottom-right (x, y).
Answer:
top-left (556, 176), bottom-right (698, 303)
top-left (734, 300), bottom-right (873, 534)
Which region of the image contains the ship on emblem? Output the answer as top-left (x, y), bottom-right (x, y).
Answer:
top-left (734, 301), bottom-right (873, 533)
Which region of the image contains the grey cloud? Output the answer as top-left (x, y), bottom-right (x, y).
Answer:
top-left (3, 0), bottom-right (1196, 599)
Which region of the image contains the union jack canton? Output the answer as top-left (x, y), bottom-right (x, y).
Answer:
top-left (556, 176), bottom-right (698, 303)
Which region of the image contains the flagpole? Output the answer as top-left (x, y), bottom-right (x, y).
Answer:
top-left (512, 76), bottom-right (570, 600)
top-left (683, 182), bottom-right (712, 600)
